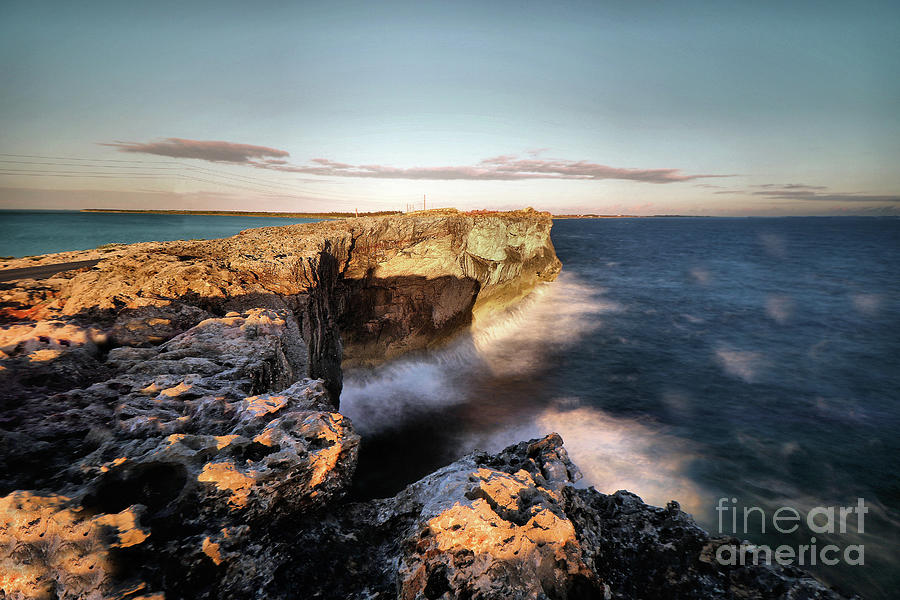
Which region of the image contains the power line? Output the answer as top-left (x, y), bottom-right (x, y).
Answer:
top-left (0, 153), bottom-right (360, 201)
top-left (0, 152), bottom-right (313, 190)
top-left (0, 160), bottom-right (179, 169)
top-left (0, 155), bottom-right (311, 193)
top-left (0, 160), bottom-right (299, 194)
top-left (0, 172), bottom-right (176, 178)
top-left (0, 152), bottom-right (154, 163)
top-left (0, 170), bottom-right (319, 197)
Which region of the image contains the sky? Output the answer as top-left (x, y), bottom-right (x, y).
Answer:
top-left (1, 0), bottom-right (899, 216)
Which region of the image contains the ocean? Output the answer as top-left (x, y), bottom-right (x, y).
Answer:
top-left (0, 210), bottom-right (323, 257)
top-left (342, 217), bottom-right (900, 599)
top-left (1, 212), bottom-right (897, 597)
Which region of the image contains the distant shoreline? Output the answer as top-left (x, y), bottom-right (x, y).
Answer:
top-left (551, 214), bottom-right (710, 219)
top-left (78, 209), bottom-right (710, 219)
top-left (5, 209), bottom-right (876, 219)
top-left (80, 208), bottom-right (400, 219)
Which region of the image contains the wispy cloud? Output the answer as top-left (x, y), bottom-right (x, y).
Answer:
top-left (754, 191), bottom-right (900, 203)
top-left (715, 183), bottom-right (900, 203)
top-left (751, 183), bottom-right (827, 190)
top-left (272, 155), bottom-right (720, 183)
top-left (103, 137), bottom-right (719, 184)
top-left (102, 138), bottom-right (290, 163)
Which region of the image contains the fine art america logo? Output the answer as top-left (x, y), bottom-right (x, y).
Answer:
top-left (714, 497), bottom-right (867, 567)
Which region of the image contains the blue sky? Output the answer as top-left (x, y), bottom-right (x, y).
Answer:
top-left (1, 0), bottom-right (898, 215)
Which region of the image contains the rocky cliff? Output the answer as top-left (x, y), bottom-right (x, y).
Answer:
top-left (0, 208), bottom-right (560, 403)
top-left (0, 211), bottom-right (855, 599)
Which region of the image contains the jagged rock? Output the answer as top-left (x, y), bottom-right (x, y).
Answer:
top-left (395, 435), bottom-right (600, 600)
top-left (0, 492), bottom-right (151, 600)
top-left (109, 303), bottom-right (212, 347)
top-left (274, 435), bottom-right (855, 600)
top-left (0, 308), bottom-right (359, 599)
top-left (265, 433), bottom-right (598, 600)
top-left (337, 209), bottom-right (561, 365)
top-left (564, 488), bottom-right (856, 600)
top-left (80, 377), bottom-right (357, 518)
top-left (0, 308), bottom-right (317, 496)
top-left (0, 320), bottom-right (111, 406)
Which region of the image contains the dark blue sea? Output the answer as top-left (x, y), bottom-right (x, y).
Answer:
top-left (0, 210), bottom-right (322, 257)
top-left (342, 217), bottom-right (900, 599)
top-left (1, 212), bottom-right (897, 597)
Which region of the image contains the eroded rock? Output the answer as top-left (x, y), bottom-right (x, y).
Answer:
top-left (0, 309), bottom-right (359, 599)
top-left (0, 308), bottom-right (315, 495)
top-left (0, 492), bottom-right (150, 600)
top-left (277, 434), bottom-right (599, 599)
top-left (275, 435), bottom-right (855, 600)
top-left (1, 367), bottom-right (357, 599)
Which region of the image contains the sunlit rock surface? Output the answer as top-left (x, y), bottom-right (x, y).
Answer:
top-left (395, 435), bottom-right (599, 599)
top-left (0, 209), bottom-right (560, 400)
top-left (337, 208), bottom-right (561, 366)
top-left (0, 310), bottom-right (358, 599)
top-left (0, 493), bottom-right (150, 600)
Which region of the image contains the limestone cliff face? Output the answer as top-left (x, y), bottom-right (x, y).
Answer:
top-left (0, 209), bottom-right (560, 402)
top-left (337, 208), bottom-right (560, 365)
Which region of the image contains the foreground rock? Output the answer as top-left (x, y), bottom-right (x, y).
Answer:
top-left (0, 309), bottom-right (359, 599)
top-left (278, 434), bottom-right (854, 600)
top-left (0, 420), bottom-right (855, 599)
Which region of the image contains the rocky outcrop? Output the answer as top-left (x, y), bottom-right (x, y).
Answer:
top-left (0, 209), bottom-right (560, 401)
top-left (260, 435), bottom-right (855, 600)
top-left (1, 310), bottom-right (358, 599)
top-left (0, 210), bottom-right (561, 599)
top-left (0, 492), bottom-right (151, 600)
top-left (336, 209), bottom-right (560, 366)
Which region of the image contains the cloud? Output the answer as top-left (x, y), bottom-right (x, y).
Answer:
top-left (716, 183), bottom-right (900, 203)
top-left (102, 137), bottom-right (718, 183)
top-left (272, 155), bottom-right (719, 183)
top-left (751, 183), bottom-right (827, 191)
top-left (102, 138), bottom-right (290, 163)
top-left (752, 190), bottom-right (900, 203)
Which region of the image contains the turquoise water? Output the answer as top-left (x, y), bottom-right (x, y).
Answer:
top-left (0, 210), bottom-right (323, 257)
